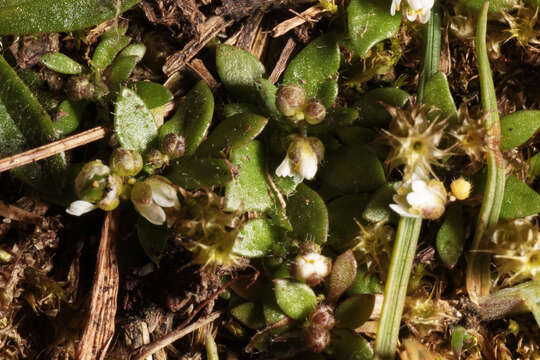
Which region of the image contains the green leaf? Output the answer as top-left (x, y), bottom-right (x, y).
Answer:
top-left (119, 43), bottom-right (146, 61)
top-left (225, 141), bottom-right (275, 212)
top-left (216, 44), bottom-right (266, 102)
top-left (336, 126), bottom-right (376, 145)
top-left (0, 0), bottom-right (140, 35)
top-left (347, 0), bottom-right (402, 57)
top-left (107, 55), bottom-right (138, 92)
top-left (287, 183), bottom-right (329, 244)
top-left (136, 216), bottom-right (169, 264)
top-left (54, 99), bottom-right (83, 136)
top-left (133, 81), bottom-right (173, 110)
top-left (346, 266), bottom-right (383, 295)
top-left (167, 157), bottom-right (235, 189)
top-left (114, 87), bottom-right (158, 153)
top-left (451, 326), bottom-right (467, 357)
top-left (92, 34), bottom-right (131, 71)
top-left (327, 194), bottom-right (370, 251)
top-left (355, 87), bottom-right (409, 127)
top-left (320, 144), bottom-right (386, 194)
top-left (335, 294), bottom-right (375, 329)
top-left (263, 301), bottom-right (287, 325)
top-left (283, 33), bottom-right (340, 107)
top-left (530, 153), bottom-right (540, 178)
top-left (233, 218), bottom-right (278, 258)
top-left (196, 112), bottom-right (268, 157)
top-left (457, 0), bottom-right (517, 13)
top-left (436, 203), bottom-right (464, 269)
top-left (362, 183), bottom-right (397, 223)
top-left (231, 302), bottom-right (266, 330)
top-left (422, 72), bottom-right (458, 122)
top-left (500, 110), bottom-right (540, 150)
top-left (331, 329), bottom-right (374, 360)
top-left (40, 53), bottom-right (83, 75)
top-left (159, 80), bottom-right (214, 157)
top-left (328, 250), bottom-right (358, 306)
top-left (274, 279), bottom-right (317, 320)
top-left (500, 174), bottom-right (540, 220)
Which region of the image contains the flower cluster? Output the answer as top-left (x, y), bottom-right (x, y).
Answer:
top-left (391, 0), bottom-right (435, 24)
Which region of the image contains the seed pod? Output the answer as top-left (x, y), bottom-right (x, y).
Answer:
top-left (110, 148), bottom-right (143, 177)
top-left (304, 99), bottom-right (326, 125)
top-left (302, 325), bottom-right (330, 353)
top-left (276, 84), bottom-right (306, 117)
top-left (66, 74), bottom-right (95, 101)
top-left (161, 133), bottom-right (186, 159)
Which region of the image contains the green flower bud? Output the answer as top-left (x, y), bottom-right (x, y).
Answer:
top-left (145, 149), bottom-right (169, 173)
top-left (276, 137), bottom-right (324, 181)
top-left (66, 74), bottom-right (95, 101)
top-left (161, 133), bottom-right (185, 159)
top-left (110, 148), bottom-right (143, 177)
top-left (276, 84), bottom-right (306, 118)
top-left (74, 160), bottom-right (111, 202)
top-left (98, 175), bottom-right (123, 211)
top-left (303, 99), bottom-right (326, 125)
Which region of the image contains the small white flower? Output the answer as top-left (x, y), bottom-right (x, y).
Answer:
top-left (66, 200), bottom-right (98, 216)
top-left (131, 175), bottom-right (180, 226)
top-left (295, 252), bottom-right (332, 287)
top-left (390, 173), bottom-right (447, 220)
top-left (390, 0), bottom-right (434, 24)
top-left (276, 137), bottom-right (324, 181)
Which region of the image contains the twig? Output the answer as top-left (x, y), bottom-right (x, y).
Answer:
top-left (187, 59), bottom-right (219, 89)
top-left (268, 38), bottom-right (296, 84)
top-left (0, 126), bottom-right (108, 173)
top-left (235, 11), bottom-right (264, 52)
top-left (132, 312), bottom-right (222, 360)
top-left (77, 212), bottom-right (119, 360)
top-left (0, 200), bottom-right (42, 224)
top-left (271, 6), bottom-right (324, 38)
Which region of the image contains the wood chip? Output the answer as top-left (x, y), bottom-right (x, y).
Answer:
top-left (235, 11), bottom-right (264, 53)
top-left (187, 59), bottom-right (219, 89)
top-left (76, 212), bottom-right (119, 360)
top-left (0, 126), bottom-right (108, 174)
top-left (268, 38), bottom-right (296, 84)
top-left (175, 0), bottom-right (206, 35)
top-left (163, 16), bottom-right (233, 76)
top-left (271, 6), bottom-right (324, 38)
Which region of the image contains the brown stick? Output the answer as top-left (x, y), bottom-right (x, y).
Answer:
top-left (132, 312), bottom-right (222, 360)
top-left (271, 6), bottom-right (324, 38)
top-left (187, 59), bottom-right (219, 89)
top-left (0, 200), bottom-right (42, 224)
top-left (268, 38), bottom-right (296, 84)
top-left (77, 211), bottom-right (119, 360)
top-left (0, 126), bottom-right (108, 173)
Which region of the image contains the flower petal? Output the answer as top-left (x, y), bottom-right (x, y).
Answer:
top-left (147, 176), bottom-right (178, 208)
top-left (390, 203), bottom-right (418, 218)
top-left (66, 200), bottom-right (98, 216)
top-left (276, 156), bottom-right (294, 178)
top-left (135, 202), bottom-right (167, 225)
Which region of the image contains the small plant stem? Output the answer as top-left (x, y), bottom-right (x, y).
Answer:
top-left (0, 126), bottom-right (108, 173)
top-left (466, 1), bottom-right (506, 303)
top-left (374, 217), bottom-right (422, 359)
top-left (374, 6), bottom-right (441, 359)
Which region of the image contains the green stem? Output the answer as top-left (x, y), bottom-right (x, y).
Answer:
top-left (374, 6), bottom-right (441, 359)
top-left (466, 1), bottom-right (506, 302)
top-left (374, 217), bottom-right (422, 359)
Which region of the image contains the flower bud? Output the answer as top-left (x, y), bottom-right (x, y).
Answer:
top-left (276, 84), bottom-right (306, 118)
top-left (66, 74), bottom-right (95, 101)
top-left (309, 304), bottom-right (335, 330)
top-left (161, 133), bottom-right (185, 159)
top-left (145, 149), bottom-right (169, 173)
top-left (303, 99), bottom-right (326, 125)
top-left (294, 252), bottom-right (332, 287)
top-left (276, 137), bottom-right (324, 181)
top-left (74, 160), bottom-right (111, 202)
top-left (131, 176), bottom-right (180, 225)
top-left (98, 175), bottom-right (123, 211)
top-left (110, 148), bottom-right (143, 177)
top-left (390, 176), bottom-right (447, 220)
top-left (302, 325), bottom-right (330, 353)
top-left (450, 177), bottom-right (472, 201)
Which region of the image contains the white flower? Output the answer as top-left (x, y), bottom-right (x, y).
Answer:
top-left (390, 0), bottom-right (434, 24)
top-left (295, 252), bottom-right (332, 287)
top-left (66, 200), bottom-right (98, 216)
top-left (131, 175), bottom-right (180, 226)
top-left (276, 137), bottom-right (324, 181)
top-left (390, 172), bottom-right (447, 220)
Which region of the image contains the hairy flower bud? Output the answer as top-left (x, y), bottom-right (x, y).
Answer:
top-left (303, 99), bottom-right (326, 125)
top-left (302, 325), bottom-right (330, 353)
top-left (110, 148), bottom-right (143, 177)
top-left (450, 177), bottom-right (472, 201)
top-left (66, 74), bottom-right (95, 101)
top-left (309, 304), bottom-right (336, 330)
top-left (161, 133), bottom-right (185, 159)
top-left (294, 252), bottom-right (332, 287)
top-left (276, 84), bottom-right (306, 118)
top-left (145, 149), bottom-right (169, 172)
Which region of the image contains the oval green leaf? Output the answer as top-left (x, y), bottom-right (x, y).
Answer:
top-left (216, 44), bottom-right (266, 102)
top-left (423, 71), bottom-right (458, 122)
top-left (136, 216), bottom-right (169, 264)
top-left (282, 33), bottom-right (340, 107)
top-left (355, 87), bottom-right (409, 127)
top-left (40, 52), bottom-right (83, 75)
top-left (114, 87), bottom-right (158, 153)
top-left (231, 302), bottom-right (266, 330)
top-left (327, 194), bottom-right (370, 251)
top-left (133, 81), bottom-right (173, 110)
top-left (167, 157), bottom-right (235, 189)
top-left (362, 183), bottom-right (397, 223)
top-left (274, 279), bottom-right (317, 320)
top-left (92, 34), bottom-right (132, 71)
top-left (107, 55), bottom-right (138, 92)
top-left (328, 249), bottom-right (358, 306)
top-left (500, 110), bottom-right (540, 150)
top-left (320, 144), bottom-right (386, 194)
top-left (348, 0), bottom-right (402, 57)
top-left (335, 294), bottom-right (376, 329)
top-left (457, 0), bottom-right (517, 13)
top-left (286, 183), bottom-right (329, 244)
top-left (346, 267), bottom-right (383, 295)
top-left (54, 99), bottom-right (84, 136)
top-left (233, 218), bottom-right (278, 258)
top-left (435, 203), bottom-right (464, 269)
top-left (530, 153), bottom-right (540, 178)
top-left (500, 174), bottom-right (540, 220)
top-left (331, 329), bottom-right (374, 360)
